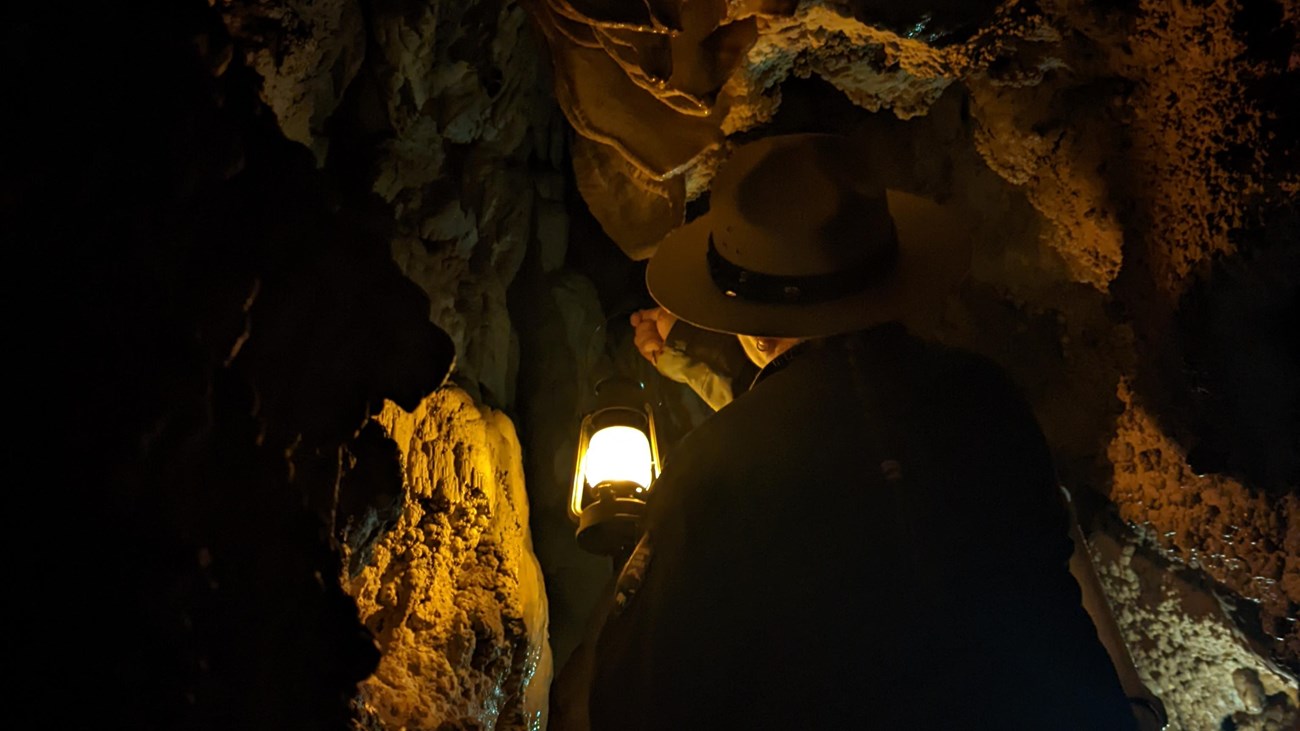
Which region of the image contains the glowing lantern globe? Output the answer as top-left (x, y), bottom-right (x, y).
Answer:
top-left (570, 377), bottom-right (661, 556)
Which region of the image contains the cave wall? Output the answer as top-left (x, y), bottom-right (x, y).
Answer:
top-left (11, 0), bottom-right (566, 728)
top-left (10, 2), bottom-right (457, 728)
top-left (216, 0), bottom-right (574, 729)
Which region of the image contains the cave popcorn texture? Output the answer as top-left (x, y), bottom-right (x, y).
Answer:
top-left (348, 389), bottom-right (552, 730)
top-left (1091, 530), bottom-right (1298, 731)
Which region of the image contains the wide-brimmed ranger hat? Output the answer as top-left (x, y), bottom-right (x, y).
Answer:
top-left (646, 133), bottom-right (972, 338)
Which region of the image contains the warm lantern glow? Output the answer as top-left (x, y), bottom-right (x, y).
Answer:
top-left (583, 425), bottom-right (653, 490)
top-left (567, 378), bottom-right (661, 551)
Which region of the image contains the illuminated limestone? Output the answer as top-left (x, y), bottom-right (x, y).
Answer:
top-left (1091, 529), bottom-right (1298, 731)
top-left (348, 389), bottom-right (552, 731)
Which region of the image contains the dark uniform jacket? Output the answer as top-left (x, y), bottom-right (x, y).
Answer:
top-left (557, 323), bottom-right (1136, 731)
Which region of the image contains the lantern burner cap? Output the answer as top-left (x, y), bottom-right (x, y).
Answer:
top-left (576, 497), bottom-right (646, 557)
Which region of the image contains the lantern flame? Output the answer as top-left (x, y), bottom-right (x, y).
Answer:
top-left (584, 425), bottom-right (653, 489)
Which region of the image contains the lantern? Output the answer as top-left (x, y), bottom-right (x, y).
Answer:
top-left (570, 376), bottom-right (661, 557)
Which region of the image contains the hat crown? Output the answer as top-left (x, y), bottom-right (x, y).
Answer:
top-left (643, 132), bottom-right (971, 339)
top-left (709, 134), bottom-right (898, 279)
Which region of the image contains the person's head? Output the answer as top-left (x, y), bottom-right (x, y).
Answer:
top-left (736, 335), bottom-right (802, 368)
top-left (643, 133), bottom-right (972, 354)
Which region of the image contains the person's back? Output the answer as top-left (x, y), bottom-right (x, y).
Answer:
top-left (588, 325), bottom-right (1136, 730)
top-left (551, 133), bottom-right (1139, 730)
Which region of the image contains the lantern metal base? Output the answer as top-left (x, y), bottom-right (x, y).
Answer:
top-left (575, 497), bottom-right (646, 557)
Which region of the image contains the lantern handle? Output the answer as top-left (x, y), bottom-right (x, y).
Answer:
top-left (581, 306), bottom-right (667, 408)
top-left (584, 307), bottom-right (640, 357)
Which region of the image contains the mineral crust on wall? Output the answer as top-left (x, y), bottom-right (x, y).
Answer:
top-left (347, 390), bottom-right (551, 731)
top-left (216, 0), bottom-right (366, 164)
top-left (222, 0), bottom-right (568, 410)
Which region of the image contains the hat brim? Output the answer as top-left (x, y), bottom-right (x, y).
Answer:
top-left (645, 190), bottom-right (972, 338)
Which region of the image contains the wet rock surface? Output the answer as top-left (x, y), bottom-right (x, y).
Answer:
top-left (1090, 526), bottom-right (1298, 730)
top-left (1109, 381), bottom-right (1299, 680)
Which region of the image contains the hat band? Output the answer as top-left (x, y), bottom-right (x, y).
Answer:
top-left (706, 233), bottom-right (898, 305)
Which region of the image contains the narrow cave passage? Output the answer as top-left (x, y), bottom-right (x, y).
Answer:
top-left (13, 1), bottom-right (1296, 730)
